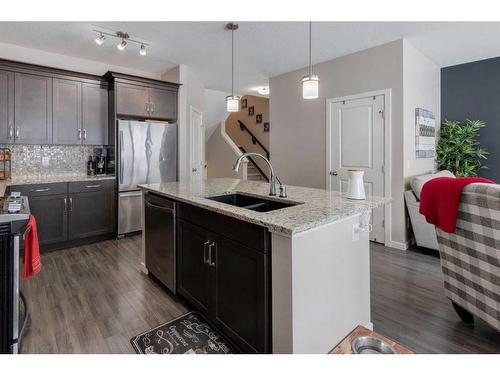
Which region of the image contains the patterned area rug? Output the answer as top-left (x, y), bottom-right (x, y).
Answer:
top-left (130, 312), bottom-right (237, 354)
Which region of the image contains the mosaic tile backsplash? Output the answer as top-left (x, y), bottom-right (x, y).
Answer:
top-left (0, 144), bottom-right (96, 176)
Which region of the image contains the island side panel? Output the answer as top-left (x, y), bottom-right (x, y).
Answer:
top-left (277, 214), bottom-right (372, 353)
top-left (271, 233), bottom-right (294, 353)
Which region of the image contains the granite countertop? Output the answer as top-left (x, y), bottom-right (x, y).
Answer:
top-left (0, 174), bottom-right (115, 196)
top-left (139, 178), bottom-right (388, 235)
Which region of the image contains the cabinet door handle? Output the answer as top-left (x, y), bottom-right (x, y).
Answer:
top-left (69, 198), bottom-right (73, 211)
top-left (151, 103), bottom-right (154, 114)
top-left (78, 128), bottom-right (82, 140)
top-left (145, 102), bottom-right (150, 114)
top-left (15, 127), bottom-right (19, 140)
top-left (83, 129), bottom-right (87, 140)
top-left (63, 198), bottom-right (67, 213)
top-left (85, 184), bottom-right (101, 188)
top-left (203, 240), bottom-right (211, 264)
top-left (208, 242), bottom-right (216, 267)
top-left (31, 188), bottom-right (50, 192)
top-left (8, 125), bottom-right (13, 140)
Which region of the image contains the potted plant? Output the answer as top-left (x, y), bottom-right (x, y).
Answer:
top-left (436, 119), bottom-right (488, 177)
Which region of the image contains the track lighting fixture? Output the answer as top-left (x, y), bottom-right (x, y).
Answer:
top-left (93, 29), bottom-right (149, 56)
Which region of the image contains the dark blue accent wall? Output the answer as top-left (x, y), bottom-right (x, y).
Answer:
top-left (441, 56), bottom-right (500, 182)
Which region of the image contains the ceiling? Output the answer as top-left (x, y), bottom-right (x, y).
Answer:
top-left (1, 22), bottom-right (500, 94)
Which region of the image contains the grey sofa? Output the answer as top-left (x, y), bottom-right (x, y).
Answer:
top-left (405, 170), bottom-right (455, 250)
top-left (436, 183), bottom-right (500, 330)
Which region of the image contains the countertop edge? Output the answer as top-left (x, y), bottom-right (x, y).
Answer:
top-left (140, 184), bottom-right (386, 236)
top-left (0, 175), bottom-right (116, 196)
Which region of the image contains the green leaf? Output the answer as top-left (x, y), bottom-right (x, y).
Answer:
top-left (436, 119), bottom-right (488, 177)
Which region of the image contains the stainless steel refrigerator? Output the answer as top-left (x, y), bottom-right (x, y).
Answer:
top-left (117, 120), bottom-right (177, 235)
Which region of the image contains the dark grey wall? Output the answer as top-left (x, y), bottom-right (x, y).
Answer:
top-left (441, 57), bottom-right (500, 182)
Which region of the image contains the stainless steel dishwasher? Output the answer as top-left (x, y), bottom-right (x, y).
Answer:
top-left (144, 192), bottom-right (176, 294)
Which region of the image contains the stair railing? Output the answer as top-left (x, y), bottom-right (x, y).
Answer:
top-left (237, 120), bottom-right (269, 159)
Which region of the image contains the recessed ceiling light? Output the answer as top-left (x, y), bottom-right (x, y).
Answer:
top-left (95, 33), bottom-right (106, 45)
top-left (140, 44), bottom-right (147, 56)
top-left (257, 87), bottom-right (270, 95)
top-left (117, 39), bottom-right (127, 51)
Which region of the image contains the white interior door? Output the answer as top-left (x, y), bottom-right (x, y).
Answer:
top-left (328, 94), bottom-right (385, 243)
top-left (190, 106), bottom-right (204, 181)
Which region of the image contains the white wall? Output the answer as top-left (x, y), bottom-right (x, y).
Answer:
top-left (269, 40), bottom-right (406, 247)
top-left (162, 65), bottom-right (205, 181)
top-left (206, 123), bottom-right (246, 179)
top-left (403, 40), bottom-right (441, 184)
top-left (0, 41), bottom-right (159, 78)
top-left (269, 39), bottom-right (441, 248)
top-left (204, 89), bottom-right (229, 140)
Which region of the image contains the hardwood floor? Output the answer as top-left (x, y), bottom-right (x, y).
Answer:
top-left (19, 236), bottom-right (500, 353)
top-left (20, 235), bottom-right (189, 354)
top-left (370, 242), bottom-right (500, 354)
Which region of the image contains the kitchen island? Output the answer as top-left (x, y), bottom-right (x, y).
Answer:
top-left (139, 178), bottom-right (387, 354)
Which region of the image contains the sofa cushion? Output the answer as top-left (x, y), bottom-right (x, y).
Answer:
top-left (411, 170), bottom-right (455, 200)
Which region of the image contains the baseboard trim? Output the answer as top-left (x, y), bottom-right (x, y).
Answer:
top-left (388, 240), bottom-right (410, 251)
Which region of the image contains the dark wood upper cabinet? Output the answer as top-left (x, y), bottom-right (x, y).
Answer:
top-left (82, 82), bottom-right (108, 145)
top-left (14, 72), bottom-right (53, 144)
top-left (107, 71), bottom-right (179, 122)
top-left (53, 78), bottom-right (82, 144)
top-left (115, 82), bottom-right (149, 118)
top-left (149, 87), bottom-right (177, 120)
top-left (0, 70), bottom-right (14, 144)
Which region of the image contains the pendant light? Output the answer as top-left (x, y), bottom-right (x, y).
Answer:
top-left (302, 21), bottom-right (320, 99)
top-left (226, 23), bottom-right (240, 112)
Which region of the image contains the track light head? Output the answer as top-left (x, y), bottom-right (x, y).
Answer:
top-left (140, 44), bottom-right (147, 56)
top-left (95, 33), bottom-right (106, 45)
top-left (117, 39), bottom-right (127, 51)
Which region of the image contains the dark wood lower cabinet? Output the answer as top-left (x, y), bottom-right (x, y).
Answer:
top-left (176, 207), bottom-right (271, 354)
top-left (28, 193), bottom-right (68, 247)
top-left (8, 181), bottom-right (116, 251)
top-left (68, 189), bottom-right (115, 240)
top-left (177, 220), bottom-right (211, 316)
top-left (211, 236), bottom-right (270, 353)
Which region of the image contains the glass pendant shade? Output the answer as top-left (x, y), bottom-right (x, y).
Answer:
top-left (302, 75), bottom-right (319, 99)
top-left (226, 95), bottom-right (240, 112)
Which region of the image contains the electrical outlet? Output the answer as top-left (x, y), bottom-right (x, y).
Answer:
top-left (42, 156), bottom-right (50, 167)
top-left (352, 223), bottom-right (360, 242)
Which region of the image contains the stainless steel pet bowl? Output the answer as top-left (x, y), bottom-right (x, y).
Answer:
top-left (351, 336), bottom-right (396, 354)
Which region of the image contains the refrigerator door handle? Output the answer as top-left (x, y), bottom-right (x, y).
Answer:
top-left (119, 130), bottom-right (124, 184)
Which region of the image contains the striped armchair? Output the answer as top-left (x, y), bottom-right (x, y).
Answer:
top-left (436, 183), bottom-right (500, 330)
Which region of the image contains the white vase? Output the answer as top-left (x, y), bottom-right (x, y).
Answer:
top-left (346, 170), bottom-right (366, 200)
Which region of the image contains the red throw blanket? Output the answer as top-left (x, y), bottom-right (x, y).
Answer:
top-left (419, 177), bottom-right (494, 233)
top-left (23, 215), bottom-right (42, 278)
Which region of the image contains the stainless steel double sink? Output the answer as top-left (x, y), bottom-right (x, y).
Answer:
top-left (206, 193), bottom-right (299, 212)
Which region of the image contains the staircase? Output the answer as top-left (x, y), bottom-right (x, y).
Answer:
top-left (238, 146), bottom-right (268, 182)
top-left (246, 162), bottom-right (266, 181)
top-left (236, 120), bottom-right (270, 182)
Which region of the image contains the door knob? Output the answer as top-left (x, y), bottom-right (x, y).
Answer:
top-left (330, 171), bottom-right (338, 176)
top-left (192, 168), bottom-right (198, 172)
